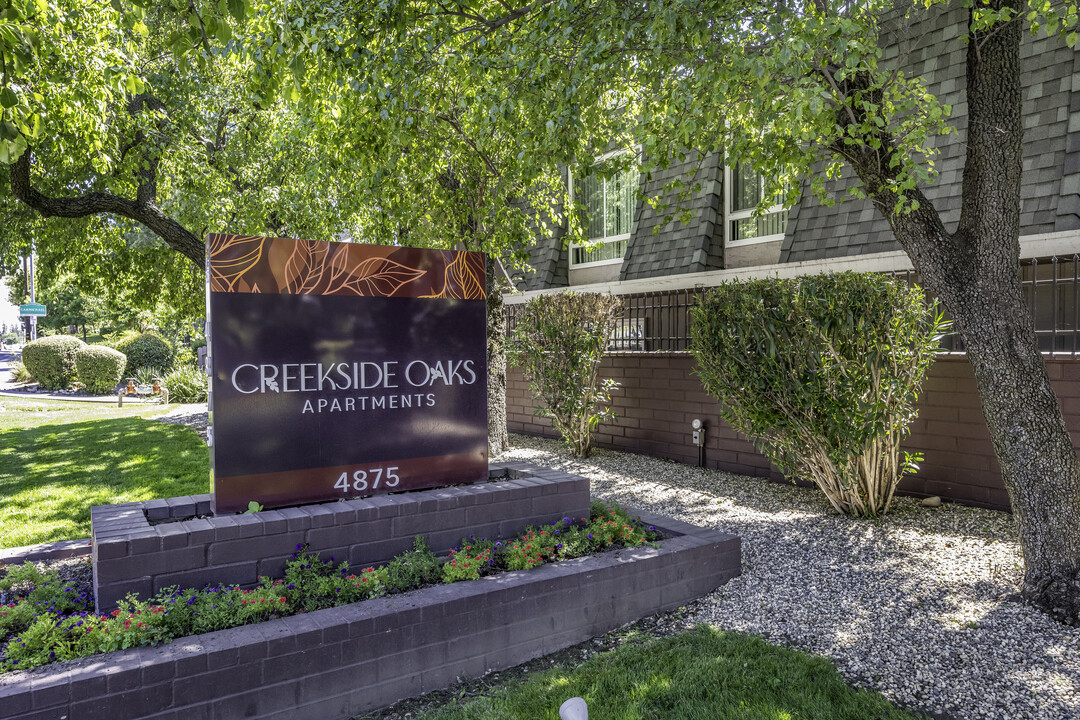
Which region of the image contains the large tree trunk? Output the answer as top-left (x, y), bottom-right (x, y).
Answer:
top-left (486, 260), bottom-right (510, 456)
top-left (847, 0), bottom-right (1080, 624)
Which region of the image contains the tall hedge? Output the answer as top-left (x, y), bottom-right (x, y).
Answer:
top-left (75, 345), bottom-right (127, 395)
top-left (21, 335), bottom-right (86, 390)
top-left (115, 332), bottom-right (174, 377)
top-left (690, 272), bottom-right (947, 517)
top-left (509, 291), bottom-right (623, 458)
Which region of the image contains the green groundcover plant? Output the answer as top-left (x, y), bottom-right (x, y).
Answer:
top-left (0, 502), bottom-right (657, 673)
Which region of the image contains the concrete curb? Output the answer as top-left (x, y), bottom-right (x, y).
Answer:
top-left (0, 538), bottom-right (92, 566)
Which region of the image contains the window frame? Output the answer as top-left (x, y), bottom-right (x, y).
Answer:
top-left (568, 148), bottom-right (640, 269)
top-left (724, 162), bottom-right (789, 248)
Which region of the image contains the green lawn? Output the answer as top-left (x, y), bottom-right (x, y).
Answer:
top-left (0, 397), bottom-right (208, 548)
top-left (411, 626), bottom-right (919, 720)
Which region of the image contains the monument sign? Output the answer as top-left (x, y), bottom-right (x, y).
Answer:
top-left (207, 233), bottom-right (488, 514)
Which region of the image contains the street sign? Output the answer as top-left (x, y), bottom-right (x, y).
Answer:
top-left (18, 302), bottom-right (46, 317)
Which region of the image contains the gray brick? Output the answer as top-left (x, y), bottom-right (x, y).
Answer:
top-left (255, 509), bottom-right (289, 535)
top-left (305, 504), bottom-right (338, 528)
top-left (143, 499), bottom-right (170, 522)
top-left (29, 673), bottom-right (71, 709)
top-left (208, 534), bottom-right (298, 566)
top-left (234, 513), bottom-right (266, 538)
top-left (157, 522), bottom-right (191, 550)
top-left (165, 496), bottom-right (197, 519)
top-left (278, 506), bottom-right (312, 531)
top-left (179, 518), bottom-right (216, 546)
top-left (94, 538), bottom-right (129, 560)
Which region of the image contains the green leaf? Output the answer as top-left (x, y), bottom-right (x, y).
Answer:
top-left (0, 119), bottom-right (19, 140)
top-left (0, 87), bottom-right (18, 108)
top-left (227, 0), bottom-right (245, 22)
top-left (0, 134), bottom-right (27, 163)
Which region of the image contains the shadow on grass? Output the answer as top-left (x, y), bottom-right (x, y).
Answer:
top-left (0, 417), bottom-right (208, 548)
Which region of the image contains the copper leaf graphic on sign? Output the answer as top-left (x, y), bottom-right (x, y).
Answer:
top-left (422, 251), bottom-right (486, 300)
top-left (283, 240), bottom-right (329, 295)
top-left (325, 252), bottom-right (426, 296)
top-left (209, 235), bottom-right (267, 293)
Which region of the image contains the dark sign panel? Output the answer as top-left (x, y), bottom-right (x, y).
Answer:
top-left (206, 234), bottom-right (488, 514)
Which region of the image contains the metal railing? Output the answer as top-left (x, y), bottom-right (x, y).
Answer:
top-left (505, 255), bottom-right (1080, 356)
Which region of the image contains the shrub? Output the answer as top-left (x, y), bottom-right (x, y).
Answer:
top-left (510, 291), bottom-right (623, 457)
top-left (20, 335), bottom-right (86, 389)
top-left (384, 537), bottom-right (442, 591)
top-left (690, 272), bottom-right (947, 518)
top-left (115, 332), bottom-right (174, 377)
top-left (101, 329), bottom-right (138, 351)
top-left (8, 360), bottom-right (32, 383)
top-left (75, 345), bottom-right (127, 394)
top-left (162, 365), bottom-right (208, 403)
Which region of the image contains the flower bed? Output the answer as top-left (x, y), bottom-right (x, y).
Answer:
top-left (1, 502), bottom-right (656, 672)
top-left (0, 508), bottom-right (740, 720)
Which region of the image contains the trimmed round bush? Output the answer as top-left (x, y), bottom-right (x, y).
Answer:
top-left (75, 345), bottom-right (127, 395)
top-left (162, 365), bottom-right (207, 403)
top-left (21, 335), bottom-right (86, 390)
top-left (115, 332), bottom-right (174, 377)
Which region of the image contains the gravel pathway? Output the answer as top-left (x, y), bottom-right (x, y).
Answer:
top-left (495, 435), bottom-right (1080, 720)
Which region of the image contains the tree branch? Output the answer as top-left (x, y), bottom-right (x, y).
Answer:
top-left (10, 150), bottom-right (205, 268)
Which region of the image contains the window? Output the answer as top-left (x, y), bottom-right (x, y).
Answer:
top-left (725, 162), bottom-right (789, 246)
top-left (570, 154), bottom-right (639, 267)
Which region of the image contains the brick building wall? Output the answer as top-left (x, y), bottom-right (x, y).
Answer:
top-left (507, 355), bottom-right (1080, 511)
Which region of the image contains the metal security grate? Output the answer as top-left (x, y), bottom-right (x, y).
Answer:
top-left (505, 256), bottom-right (1080, 356)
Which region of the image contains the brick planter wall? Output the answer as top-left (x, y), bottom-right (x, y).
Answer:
top-left (92, 463), bottom-right (590, 612)
top-left (0, 508), bottom-right (740, 720)
top-left (507, 355), bottom-right (1080, 511)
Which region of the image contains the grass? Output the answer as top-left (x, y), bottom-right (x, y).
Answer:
top-left (411, 626), bottom-right (920, 720)
top-left (0, 397), bottom-right (208, 548)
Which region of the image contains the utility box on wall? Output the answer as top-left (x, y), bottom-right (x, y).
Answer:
top-left (206, 233), bottom-right (488, 514)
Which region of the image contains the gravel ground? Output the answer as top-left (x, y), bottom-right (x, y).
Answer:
top-left (495, 435), bottom-right (1080, 720)
top-left (138, 409), bottom-right (1078, 720)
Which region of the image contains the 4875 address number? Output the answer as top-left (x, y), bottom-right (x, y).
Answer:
top-left (334, 466), bottom-right (400, 493)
